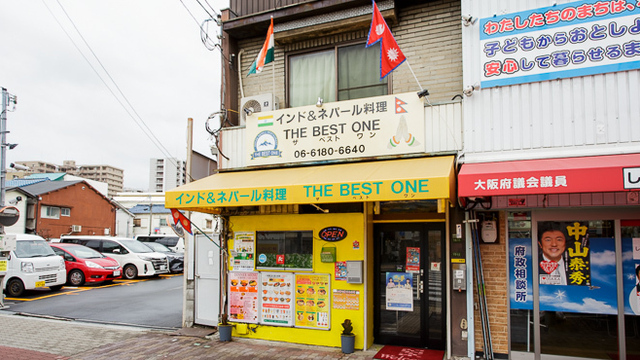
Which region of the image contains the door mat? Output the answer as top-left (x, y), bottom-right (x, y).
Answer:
top-left (374, 345), bottom-right (444, 360)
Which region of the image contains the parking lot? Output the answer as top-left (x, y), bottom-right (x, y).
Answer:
top-left (2, 274), bottom-right (183, 329)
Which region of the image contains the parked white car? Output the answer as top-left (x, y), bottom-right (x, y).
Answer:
top-left (59, 236), bottom-right (169, 279)
top-left (135, 235), bottom-right (185, 253)
top-left (2, 234), bottom-right (66, 297)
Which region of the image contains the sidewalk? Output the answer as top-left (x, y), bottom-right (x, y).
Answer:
top-left (0, 311), bottom-right (381, 359)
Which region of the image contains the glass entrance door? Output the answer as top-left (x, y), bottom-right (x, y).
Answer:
top-left (374, 223), bottom-right (445, 349)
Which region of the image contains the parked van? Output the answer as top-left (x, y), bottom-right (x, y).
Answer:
top-left (59, 236), bottom-right (169, 280)
top-left (135, 235), bottom-right (184, 253)
top-left (2, 234), bottom-right (66, 297)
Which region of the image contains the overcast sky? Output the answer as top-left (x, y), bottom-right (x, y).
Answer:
top-left (0, 0), bottom-right (228, 191)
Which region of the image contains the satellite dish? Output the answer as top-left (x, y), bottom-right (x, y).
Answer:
top-left (0, 206), bottom-right (20, 227)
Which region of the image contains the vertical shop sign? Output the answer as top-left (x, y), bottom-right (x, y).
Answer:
top-left (294, 273), bottom-right (331, 330)
top-left (406, 247), bottom-right (420, 273)
top-left (233, 232), bottom-right (255, 272)
top-left (385, 272), bottom-right (413, 311)
top-left (259, 272), bottom-right (294, 326)
top-left (565, 222), bottom-right (591, 286)
top-left (228, 271), bottom-right (259, 323)
top-left (510, 238), bottom-right (533, 309)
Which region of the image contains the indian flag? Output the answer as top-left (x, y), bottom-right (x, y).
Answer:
top-left (258, 115), bottom-right (273, 127)
top-left (247, 17), bottom-right (274, 76)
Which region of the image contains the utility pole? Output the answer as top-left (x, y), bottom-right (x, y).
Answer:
top-left (0, 87), bottom-right (18, 309)
top-left (148, 194), bottom-right (153, 235)
top-left (1, 88), bottom-right (17, 210)
top-left (183, 117), bottom-right (193, 327)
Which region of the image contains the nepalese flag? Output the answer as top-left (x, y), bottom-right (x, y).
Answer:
top-left (247, 17), bottom-right (275, 76)
top-left (170, 208), bottom-right (193, 235)
top-left (366, 0), bottom-right (406, 79)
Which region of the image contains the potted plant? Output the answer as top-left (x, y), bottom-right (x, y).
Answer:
top-left (341, 319), bottom-right (355, 354)
top-left (218, 314), bottom-right (233, 342)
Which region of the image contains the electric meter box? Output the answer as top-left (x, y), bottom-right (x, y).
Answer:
top-left (0, 234), bottom-right (17, 252)
top-left (346, 260), bottom-right (363, 284)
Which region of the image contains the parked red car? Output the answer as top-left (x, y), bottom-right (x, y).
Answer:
top-left (50, 243), bottom-right (122, 286)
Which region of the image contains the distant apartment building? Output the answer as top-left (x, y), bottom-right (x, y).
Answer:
top-left (148, 158), bottom-right (186, 193)
top-left (15, 160), bottom-right (58, 173)
top-left (15, 160), bottom-right (124, 198)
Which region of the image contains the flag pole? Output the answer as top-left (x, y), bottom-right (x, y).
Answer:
top-left (404, 59), bottom-right (430, 104)
top-left (272, 16), bottom-right (276, 107)
top-left (404, 59), bottom-right (423, 92)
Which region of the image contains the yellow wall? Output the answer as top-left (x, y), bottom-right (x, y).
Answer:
top-left (227, 213), bottom-right (367, 349)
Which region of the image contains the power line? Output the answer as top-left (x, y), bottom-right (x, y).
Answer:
top-left (194, 0), bottom-right (216, 19)
top-left (203, 0), bottom-right (221, 17)
top-left (177, 0), bottom-right (236, 67)
top-left (42, 0), bottom-right (183, 173)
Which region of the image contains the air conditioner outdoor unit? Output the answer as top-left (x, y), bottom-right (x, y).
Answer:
top-left (240, 94), bottom-right (279, 125)
top-left (71, 225), bottom-right (82, 233)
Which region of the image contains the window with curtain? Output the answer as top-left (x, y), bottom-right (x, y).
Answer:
top-left (288, 43), bottom-right (387, 108)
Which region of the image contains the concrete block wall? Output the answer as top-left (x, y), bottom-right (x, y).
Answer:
top-left (473, 211), bottom-right (508, 355)
top-left (393, 0), bottom-right (463, 104)
top-left (235, 0), bottom-right (462, 110)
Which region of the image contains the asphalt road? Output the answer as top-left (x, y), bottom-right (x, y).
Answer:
top-left (1, 274), bottom-right (183, 329)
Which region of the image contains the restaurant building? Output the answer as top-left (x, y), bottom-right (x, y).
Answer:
top-left (166, 0), bottom-right (474, 357)
top-left (457, 0), bottom-right (640, 359)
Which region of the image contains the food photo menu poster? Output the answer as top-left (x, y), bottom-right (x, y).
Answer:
top-left (228, 271), bottom-right (259, 323)
top-left (294, 273), bottom-right (331, 330)
top-left (259, 272), bottom-right (294, 326)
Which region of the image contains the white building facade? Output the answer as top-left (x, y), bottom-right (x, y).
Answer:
top-left (149, 158), bottom-right (186, 193)
top-left (458, 1), bottom-right (640, 359)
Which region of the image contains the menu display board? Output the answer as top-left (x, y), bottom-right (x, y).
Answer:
top-left (332, 289), bottom-right (360, 310)
top-left (232, 232), bottom-right (255, 272)
top-left (294, 273), bottom-right (331, 330)
top-left (259, 272), bottom-right (294, 326)
top-left (228, 271), bottom-right (259, 323)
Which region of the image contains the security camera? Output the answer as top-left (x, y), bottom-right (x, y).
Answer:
top-left (463, 83), bottom-right (481, 97)
top-left (8, 196), bottom-right (22, 205)
top-left (463, 86), bottom-right (475, 97)
top-left (461, 14), bottom-right (477, 26)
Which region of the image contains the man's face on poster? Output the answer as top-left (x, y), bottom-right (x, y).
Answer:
top-left (539, 229), bottom-right (566, 262)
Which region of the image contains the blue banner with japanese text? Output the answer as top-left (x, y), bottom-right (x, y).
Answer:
top-left (480, 0), bottom-right (640, 88)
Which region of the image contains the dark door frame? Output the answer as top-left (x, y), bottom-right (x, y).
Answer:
top-left (373, 222), bottom-right (446, 349)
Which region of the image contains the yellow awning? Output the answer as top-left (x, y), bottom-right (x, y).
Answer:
top-left (165, 156), bottom-right (455, 211)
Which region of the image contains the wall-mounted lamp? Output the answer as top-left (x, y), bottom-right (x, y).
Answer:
top-left (310, 203), bottom-right (329, 213)
top-left (417, 89), bottom-right (429, 98)
top-left (463, 83), bottom-right (481, 97)
top-left (243, 107), bottom-right (253, 116)
top-left (316, 97), bottom-right (323, 108)
top-left (461, 14), bottom-right (477, 26)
